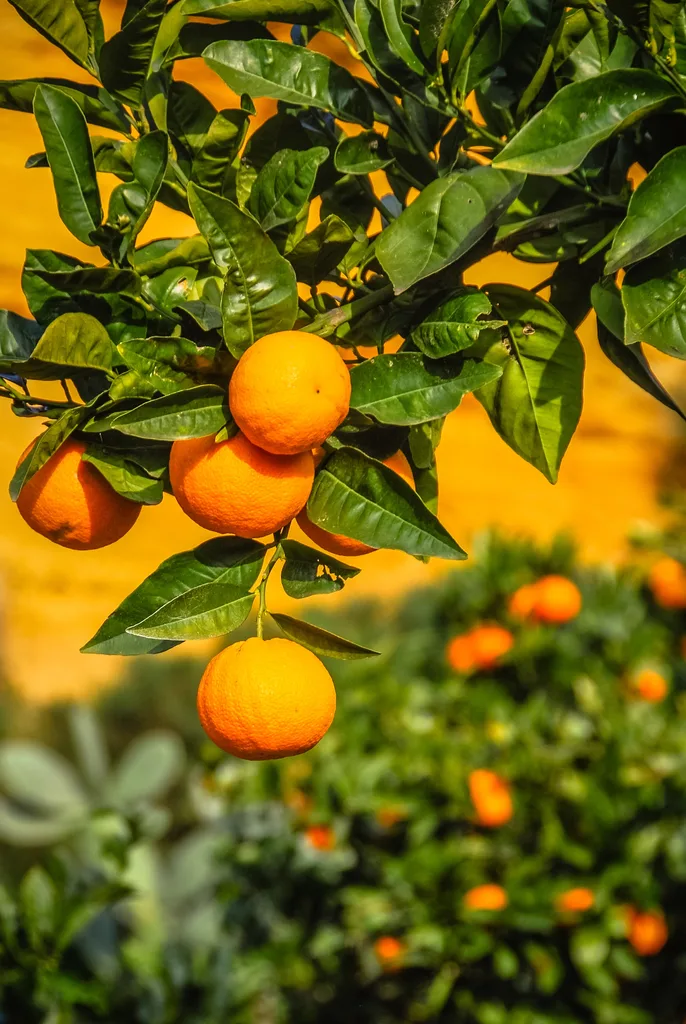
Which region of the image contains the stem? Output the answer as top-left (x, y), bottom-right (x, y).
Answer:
top-left (169, 156), bottom-right (189, 189)
top-left (301, 284), bottom-right (395, 337)
top-left (254, 530), bottom-right (288, 639)
top-left (60, 379), bottom-right (74, 403)
top-left (0, 386), bottom-right (79, 411)
top-left (555, 174), bottom-right (627, 209)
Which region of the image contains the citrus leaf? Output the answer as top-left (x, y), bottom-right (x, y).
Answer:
top-left (9, 404), bottom-right (90, 501)
top-left (0, 79), bottom-right (128, 132)
top-left (0, 310), bottom-right (43, 367)
top-left (101, 131), bottom-right (169, 260)
top-left (6, 0), bottom-right (90, 67)
top-left (183, 0), bottom-right (333, 20)
top-left (128, 582), bottom-right (255, 640)
top-left (412, 288), bottom-right (506, 358)
top-left (110, 384), bottom-right (230, 440)
top-left (280, 539), bottom-right (360, 599)
top-left (82, 449), bottom-right (165, 504)
top-left (248, 146), bottom-right (329, 231)
top-left (0, 741), bottom-right (87, 812)
top-left (334, 131), bottom-right (393, 175)
top-left (191, 108), bottom-right (250, 196)
top-left (350, 353), bottom-right (501, 425)
top-left (285, 215), bottom-right (354, 285)
top-left (621, 239), bottom-right (686, 357)
top-left (307, 447), bottom-right (466, 560)
top-left (596, 321), bottom-right (686, 421)
top-left (107, 731), bottom-right (185, 805)
top-left (99, 0), bottom-right (168, 107)
top-left (30, 312), bottom-right (115, 373)
top-left (82, 536), bottom-right (266, 655)
top-left (418, 0), bottom-right (459, 56)
top-left (379, 0), bottom-right (424, 73)
top-left (493, 69), bottom-right (675, 175)
top-left (269, 611), bottom-right (379, 659)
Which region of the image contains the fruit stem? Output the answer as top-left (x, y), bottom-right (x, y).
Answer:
top-left (301, 284), bottom-right (395, 338)
top-left (255, 528), bottom-right (289, 639)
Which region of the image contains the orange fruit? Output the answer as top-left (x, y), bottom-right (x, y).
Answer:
top-left (508, 583), bottom-right (538, 620)
top-left (532, 575), bottom-right (582, 624)
top-left (628, 909), bottom-right (668, 956)
top-left (229, 331), bottom-right (351, 455)
top-left (446, 633), bottom-right (478, 673)
top-left (469, 769), bottom-right (513, 827)
top-left (297, 450), bottom-right (414, 557)
top-left (304, 824), bottom-right (335, 851)
top-left (556, 888), bottom-right (595, 913)
top-left (464, 884), bottom-right (508, 911)
top-left (634, 669), bottom-right (669, 703)
top-left (169, 431), bottom-right (314, 538)
top-left (196, 637), bottom-right (336, 760)
top-left (649, 557), bottom-right (686, 609)
top-left (16, 438), bottom-right (140, 550)
top-left (446, 625), bottom-right (513, 674)
top-left (374, 936), bottom-right (406, 969)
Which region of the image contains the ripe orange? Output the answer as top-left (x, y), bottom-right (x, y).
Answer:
top-left (532, 575), bottom-right (582, 624)
top-left (197, 637), bottom-right (336, 760)
top-left (508, 583), bottom-right (538, 620)
top-left (469, 769), bottom-right (513, 827)
top-left (297, 450), bottom-right (414, 557)
top-left (446, 625), bottom-right (513, 674)
top-left (374, 936), bottom-right (406, 970)
top-left (304, 824), bottom-right (335, 851)
top-left (464, 884), bottom-right (508, 911)
top-left (627, 909), bottom-right (668, 956)
top-left (16, 438), bottom-right (140, 550)
top-left (634, 668), bottom-right (669, 703)
top-left (556, 888), bottom-right (595, 913)
top-left (649, 557), bottom-right (686, 609)
top-left (446, 633), bottom-right (477, 673)
top-left (229, 331), bottom-right (351, 455)
top-left (169, 431), bottom-right (314, 538)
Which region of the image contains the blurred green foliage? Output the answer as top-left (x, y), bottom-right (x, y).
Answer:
top-left (1, 532), bottom-right (686, 1024)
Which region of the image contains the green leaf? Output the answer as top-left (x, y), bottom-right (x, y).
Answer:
top-left (334, 131), bottom-right (393, 174)
top-left (376, 166), bottom-right (524, 293)
top-left (597, 320), bottom-right (686, 420)
top-left (118, 336), bottom-right (228, 394)
top-left (248, 146), bottom-right (328, 231)
top-left (350, 353), bottom-right (502, 425)
top-left (26, 265), bottom-right (141, 297)
top-left (107, 731), bottom-right (185, 804)
top-left (30, 312), bottom-right (115, 373)
top-left (606, 147), bottom-right (686, 273)
top-left (622, 239), bottom-right (686, 357)
top-left (82, 536), bottom-right (265, 655)
top-left (82, 448), bottom-right (165, 504)
top-left (0, 741), bottom-right (87, 812)
top-left (0, 79), bottom-right (128, 132)
top-left (184, 0), bottom-right (333, 20)
top-left (7, 0), bottom-right (90, 67)
top-left (132, 235), bottom-right (211, 276)
top-left (493, 69), bottom-right (675, 175)
top-left (164, 20), bottom-right (272, 64)
top-left (192, 108), bottom-right (250, 195)
top-left (99, 0), bottom-right (167, 106)
top-left (33, 85), bottom-right (102, 247)
top-left (168, 81), bottom-right (217, 161)
top-left (470, 284), bottom-right (584, 482)
top-left (285, 215), bottom-right (354, 285)
top-left (128, 582), bottom-right (254, 640)
top-left (280, 539), bottom-right (360, 599)
top-left (0, 310), bottom-right (43, 367)
top-left (418, 0), bottom-right (459, 57)
top-left (110, 384), bottom-right (230, 440)
top-left (590, 278), bottom-right (625, 340)
top-left (188, 183), bottom-right (298, 356)
top-left (9, 404), bottom-right (90, 501)
top-left (20, 867), bottom-right (57, 950)
top-left (269, 611), bottom-right (379, 659)
top-left (101, 131), bottom-right (169, 260)
top-left (379, 0), bottom-right (424, 73)
top-left (412, 287), bottom-right (506, 358)
top-left (307, 447), bottom-right (466, 560)
top-left (203, 39), bottom-right (373, 126)
top-left (570, 927), bottom-right (610, 971)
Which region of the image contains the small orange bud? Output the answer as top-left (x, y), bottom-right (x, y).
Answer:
top-left (469, 769), bottom-right (513, 827)
top-left (374, 936), bottom-right (406, 970)
top-left (533, 576), bottom-right (582, 624)
top-left (508, 583), bottom-right (539, 620)
top-left (628, 909), bottom-right (668, 956)
top-left (556, 888), bottom-right (595, 913)
top-left (649, 557), bottom-right (686, 610)
top-left (634, 669), bottom-right (669, 703)
top-left (464, 884), bottom-right (508, 911)
top-left (304, 825), bottom-right (335, 851)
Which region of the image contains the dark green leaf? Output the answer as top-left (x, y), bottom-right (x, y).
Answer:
top-left (606, 147), bottom-right (686, 273)
top-left (0, 79), bottom-right (127, 132)
top-left (164, 20), bottom-right (273, 64)
top-left (9, 404), bottom-right (90, 501)
top-left (7, 0), bottom-right (90, 67)
top-left (30, 312), bottom-right (115, 373)
top-left (132, 235), bottom-right (211, 276)
top-left (82, 536), bottom-right (265, 655)
top-left (285, 215), bottom-right (354, 284)
top-left (26, 266), bottom-right (141, 297)
top-left (34, 85), bottom-right (102, 247)
top-left (19, 867), bottom-right (56, 950)
top-left (118, 336), bottom-right (229, 394)
top-left (269, 611), bottom-right (379, 659)
top-left (248, 147), bottom-right (328, 231)
top-left (379, 0), bottom-right (424, 73)
top-left (111, 384), bottom-right (230, 440)
top-left (494, 69), bottom-right (675, 175)
top-left (418, 0), bottom-right (459, 57)
top-left (82, 448), bottom-right (165, 504)
top-left (203, 39), bottom-right (373, 126)
top-left (192, 108), bottom-right (250, 195)
top-left (590, 278), bottom-right (625, 340)
top-left (188, 183), bottom-right (298, 356)
top-left (470, 284), bottom-right (584, 482)
top-left (334, 131), bottom-right (393, 174)
top-left (183, 0), bottom-right (333, 20)
top-left (102, 131), bottom-right (169, 259)
top-left (376, 166), bottom-right (524, 293)
top-left (280, 539), bottom-right (360, 599)
top-left (622, 239), bottom-right (686, 356)
top-left (412, 287), bottom-right (506, 357)
top-left (128, 582), bottom-right (254, 640)
top-left (350, 353), bottom-right (502, 425)
top-left (307, 447), bottom-right (466, 560)
top-left (0, 310), bottom-right (43, 367)
top-left (597, 321), bottom-right (686, 420)
top-left (99, 0), bottom-right (167, 107)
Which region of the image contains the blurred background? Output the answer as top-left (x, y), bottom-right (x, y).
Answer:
top-left (2, 2), bottom-right (686, 1022)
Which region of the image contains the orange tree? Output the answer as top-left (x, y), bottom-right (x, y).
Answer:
top-left (3, 0), bottom-right (686, 752)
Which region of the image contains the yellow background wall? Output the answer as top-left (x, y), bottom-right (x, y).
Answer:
top-left (0, 2), bottom-right (684, 701)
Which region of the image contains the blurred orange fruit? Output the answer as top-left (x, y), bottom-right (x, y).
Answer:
top-left (197, 637), bottom-right (336, 760)
top-left (374, 936), bottom-right (406, 969)
top-left (286, 790), bottom-right (314, 817)
top-left (297, 450), bottom-right (414, 557)
top-left (170, 431), bottom-right (314, 537)
top-left (556, 888), bottom-right (595, 913)
top-left (464, 884), bottom-right (508, 911)
top-left (446, 625), bottom-right (514, 673)
top-left (229, 331), bottom-right (351, 455)
top-left (508, 583), bottom-right (539, 620)
top-left (649, 557), bottom-right (686, 609)
top-left (16, 438), bottom-right (141, 550)
top-left (634, 669), bottom-right (669, 703)
top-left (469, 769), bottom-right (513, 827)
top-left (627, 909), bottom-right (668, 956)
top-left (532, 575), bottom-right (582, 624)
top-left (304, 824), bottom-right (336, 851)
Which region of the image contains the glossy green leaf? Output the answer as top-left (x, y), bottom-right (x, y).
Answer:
top-left (164, 20), bottom-right (272, 64)
top-left (33, 85), bottom-right (102, 247)
top-left (168, 81), bottom-right (217, 161)
top-left (132, 235), bottom-right (211, 276)
top-left (82, 536), bottom-right (265, 655)
top-left (494, 69), bottom-right (675, 175)
top-left (334, 131), bottom-right (393, 174)
top-left (597, 320), bottom-right (686, 420)
top-left (248, 146), bottom-right (328, 231)
top-left (111, 384), bottom-right (230, 440)
top-left (418, 0), bottom-right (459, 56)
top-left (192, 108), bottom-right (250, 196)
top-left (118, 336), bottom-right (227, 395)
top-left (128, 582), bottom-right (254, 641)
top-left (285, 215), bottom-right (354, 284)
top-left (184, 0), bottom-right (333, 20)
top-left (7, 0), bottom-right (90, 67)
top-left (376, 166), bottom-right (524, 293)
top-left (606, 147), bottom-right (686, 273)
top-left (412, 288), bottom-right (506, 358)
top-left (9, 404), bottom-right (89, 501)
top-left (0, 79), bottom-right (128, 132)
top-left (26, 265), bottom-right (141, 298)
top-left (188, 183), bottom-right (298, 356)
top-left (590, 278), bottom-right (626, 340)
top-left (280, 539), bottom-right (360, 599)
top-left (82, 448), bottom-right (165, 504)
top-left (30, 312), bottom-right (115, 373)
top-left (622, 239), bottom-right (686, 357)
top-left (101, 131), bottom-right (169, 260)
top-left (307, 447), bottom-right (466, 560)
top-left (379, 0), bottom-right (424, 73)
top-left (470, 285), bottom-right (585, 482)
top-left (269, 612), bottom-right (379, 659)
top-left (203, 39), bottom-right (373, 126)
top-left (0, 310), bottom-right (43, 367)
top-left (99, 0), bottom-right (167, 106)
top-left (350, 353), bottom-right (502, 425)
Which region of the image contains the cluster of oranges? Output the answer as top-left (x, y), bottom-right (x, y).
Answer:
top-left (648, 556), bottom-right (686, 610)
